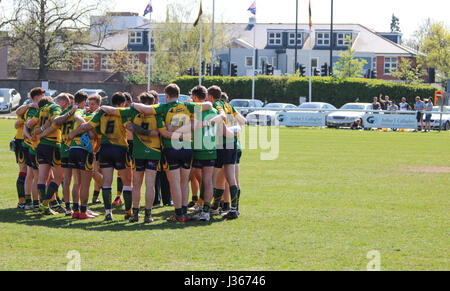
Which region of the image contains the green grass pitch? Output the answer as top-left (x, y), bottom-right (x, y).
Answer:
top-left (0, 119), bottom-right (448, 270)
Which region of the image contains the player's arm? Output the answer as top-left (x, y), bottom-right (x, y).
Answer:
top-left (52, 106), bottom-right (77, 125)
top-left (16, 103), bottom-right (37, 116)
top-left (68, 122), bottom-right (93, 140)
top-left (126, 123), bottom-right (159, 137)
top-left (15, 119), bottom-right (24, 129)
top-left (130, 103), bottom-right (157, 115)
top-left (235, 112), bottom-right (247, 125)
top-left (37, 123), bottom-right (56, 139)
top-left (159, 129), bottom-right (186, 140)
top-left (99, 106), bottom-right (120, 116)
top-left (23, 124), bottom-right (33, 141)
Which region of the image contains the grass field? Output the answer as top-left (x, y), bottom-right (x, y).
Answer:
top-left (0, 119), bottom-right (449, 271)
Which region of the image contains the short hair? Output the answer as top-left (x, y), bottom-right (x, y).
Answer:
top-left (123, 92), bottom-right (133, 102)
top-left (30, 87), bottom-right (46, 99)
top-left (67, 94), bottom-right (74, 101)
top-left (88, 94), bottom-right (102, 105)
top-left (221, 92), bottom-right (229, 103)
top-left (54, 94), bottom-right (70, 105)
top-left (138, 92), bottom-right (155, 105)
top-left (38, 96), bottom-right (53, 108)
top-left (165, 84), bottom-right (180, 99)
top-left (111, 92), bottom-right (126, 106)
top-left (189, 85), bottom-right (207, 100)
top-left (149, 90), bottom-right (158, 99)
top-left (207, 85), bottom-right (222, 100)
top-left (74, 91), bottom-right (89, 105)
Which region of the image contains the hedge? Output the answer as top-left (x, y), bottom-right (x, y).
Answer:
top-left (170, 76), bottom-right (437, 107)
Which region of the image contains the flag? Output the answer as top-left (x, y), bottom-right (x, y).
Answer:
top-left (248, 0), bottom-right (256, 15)
top-left (193, 1), bottom-right (203, 27)
top-left (309, 0), bottom-right (312, 28)
top-left (144, 0), bottom-right (153, 16)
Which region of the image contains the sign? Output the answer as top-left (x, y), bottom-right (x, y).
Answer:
top-left (276, 111), bottom-right (326, 127)
top-left (363, 113), bottom-right (417, 129)
top-left (435, 90), bottom-right (443, 105)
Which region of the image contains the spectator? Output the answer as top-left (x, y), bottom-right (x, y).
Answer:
top-left (399, 97), bottom-right (411, 111)
top-left (424, 97), bottom-right (434, 132)
top-left (414, 96), bottom-right (425, 131)
top-left (379, 94), bottom-right (391, 110)
top-left (389, 101), bottom-right (398, 111)
top-left (371, 96), bottom-right (382, 111)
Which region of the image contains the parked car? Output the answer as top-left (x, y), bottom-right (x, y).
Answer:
top-left (298, 102), bottom-right (337, 116)
top-left (0, 88), bottom-right (22, 113)
top-left (229, 99), bottom-right (264, 117)
top-left (326, 103), bottom-right (372, 128)
top-left (247, 103), bottom-right (297, 125)
top-left (158, 94), bottom-right (190, 104)
top-left (430, 106), bottom-right (450, 130)
top-left (80, 89), bottom-right (109, 105)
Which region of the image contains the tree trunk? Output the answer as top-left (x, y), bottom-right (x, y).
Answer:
top-left (38, 0), bottom-right (48, 80)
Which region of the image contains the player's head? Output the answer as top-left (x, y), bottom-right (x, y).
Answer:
top-left (165, 84), bottom-right (180, 102)
top-left (74, 91), bottom-right (89, 108)
top-left (415, 96), bottom-right (421, 102)
top-left (88, 94), bottom-right (102, 112)
top-left (38, 96), bottom-right (53, 108)
top-left (111, 92), bottom-right (127, 108)
top-left (138, 92), bottom-right (155, 105)
top-left (149, 90), bottom-right (159, 103)
top-left (55, 94), bottom-right (70, 111)
top-left (123, 92), bottom-right (133, 106)
top-left (67, 94), bottom-right (74, 106)
top-left (190, 85), bottom-right (207, 103)
top-left (207, 85), bottom-right (222, 102)
top-left (30, 87), bottom-right (46, 103)
top-left (221, 92), bottom-right (229, 103)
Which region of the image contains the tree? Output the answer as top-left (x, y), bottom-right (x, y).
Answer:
top-left (390, 14), bottom-right (401, 33)
top-left (0, 0), bottom-right (107, 79)
top-left (418, 22), bottom-right (450, 81)
top-left (333, 37), bottom-right (367, 79)
top-left (404, 18), bottom-right (434, 51)
top-left (151, 2), bottom-right (227, 82)
top-left (391, 58), bottom-right (424, 84)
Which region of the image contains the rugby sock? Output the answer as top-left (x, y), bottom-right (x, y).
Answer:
top-left (25, 194), bottom-right (32, 205)
top-left (65, 202), bottom-right (71, 211)
top-left (222, 202), bottom-right (230, 212)
top-left (237, 189), bottom-right (241, 211)
top-left (230, 185), bottom-right (239, 209)
top-left (102, 188), bottom-right (112, 210)
top-left (175, 208), bottom-right (183, 217)
top-left (116, 177), bottom-right (123, 197)
top-left (80, 205), bottom-right (87, 213)
top-left (17, 172), bottom-right (26, 203)
top-left (73, 203), bottom-right (79, 212)
top-left (192, 195), bottom-right (198, 202)
top-left (37, 184), bottom-right (46, 202)
top-left (43, 182), bottom-right (59, 206)
top-left (133, 208), bottom-right (139, 216)
top-left (145, 208), bottom-right (152, 217)
top-left (202, 202), bottom-right (211, 213)
top-left (198, 185), bottom-right (204, 205)
top-left (33, 200), bottom-right (40, 208)
top-left (93, 190), bottom-right (100, 200)
top-left (123, 186), bottom-right (132, 212)
top-left (182, 206), bottom-right (188, 215)
top-left (211, 189), bottom-right (225, 210)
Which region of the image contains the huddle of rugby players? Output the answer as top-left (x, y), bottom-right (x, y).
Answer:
top-left (12, 84), bottom-right (246, 223)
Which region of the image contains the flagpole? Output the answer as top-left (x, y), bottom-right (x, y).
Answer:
top-left (147, 13), bottom-right (152, 92)
top-left (199, 18), bottom-right (202, 86)
top-left (252, 19), bottom-right (256, 101)
top-left (309, 26), bottom-right (312, 103)
top-left (211, 0), bottom-right (215, 76)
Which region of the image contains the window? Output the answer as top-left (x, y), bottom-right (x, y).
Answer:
top-left (384, 57), bottom-right (398, 74)
top-left (337, 32), bottom-right (352, 46)
top-left (288, 32), bottom-right (302, 46)
top-left (316, 32), bottom-right (330, 46)
top-left (245, 56), bottom-right (253, 67)
top-left (372, 57), bottom-right (377, 71)
top-left (82, 56), bottom-right (95, 71)
top-left (128, 55), bottom-right (140, 71)
top-left (129, 31), bottom-right (143, 44)
top-left (268, 32), bottom-right (282, 45)
top-left (101, 54), bottom-right (113, 71)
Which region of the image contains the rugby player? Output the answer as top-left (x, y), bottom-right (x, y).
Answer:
top-left (68, 92), bottom-right (133, 221)
top-left (131, 84), bottom-right (213, 222)
top-left (14, 101), bottom-right (29, 209)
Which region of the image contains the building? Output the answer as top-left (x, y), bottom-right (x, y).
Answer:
top-left (216, 23), bottom-right (419, 80)
top-left (73, 17), bottom-right (423, 81)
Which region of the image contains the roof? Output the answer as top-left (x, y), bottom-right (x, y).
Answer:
top-left (75, 31), bottom-right (129, 51)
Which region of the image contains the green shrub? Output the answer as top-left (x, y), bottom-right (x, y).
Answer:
top-left (171, 76), bottom-right (437, 107)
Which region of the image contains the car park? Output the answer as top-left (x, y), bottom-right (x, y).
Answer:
top-left (298, 102), bottom-right (337, 115)
top-left (326, 103), bottom-right (372, 128)
top-left (246, 103), bottom-right (297, 126)
top-left (430, 106), bottom-right (450, 130)
top-left (0, 88), bottom-right (22, 113)
top-left (229, 99), bottom-right (264, 117)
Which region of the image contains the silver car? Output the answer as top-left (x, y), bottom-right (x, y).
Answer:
top-left (298, 102), bottom-right (337, 116)
top-left (229, 99), bottom-right (264, 117)
top-left (247, 103), bottom-right (298, 126)
top-left (0, 88), bottom-right (22, 113)
top-left (326, 103), bottom-right (372, 128)
top-left (430, 106), bottom-right (450, 130)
